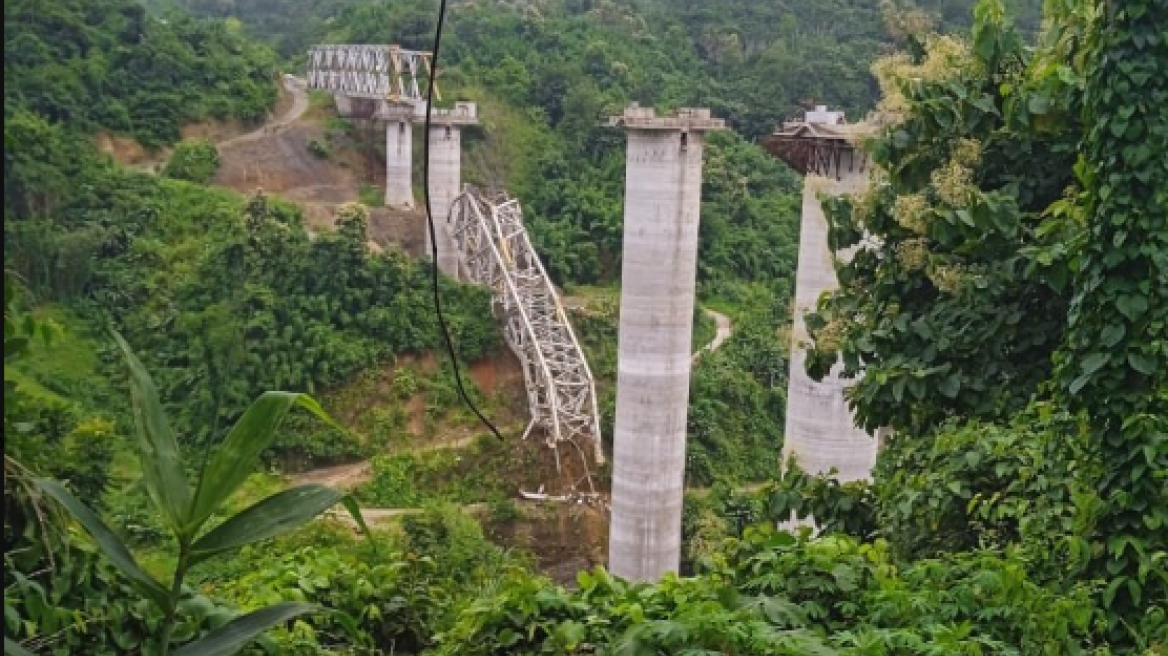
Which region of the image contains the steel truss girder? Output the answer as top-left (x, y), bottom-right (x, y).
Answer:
top-left (306, 44), bottom-right (434, 102)
top-left (450, 190), bottom-right (605, 465)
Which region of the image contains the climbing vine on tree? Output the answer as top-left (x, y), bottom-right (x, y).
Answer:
top-left (1054, 0), bottom-right (1168, 637)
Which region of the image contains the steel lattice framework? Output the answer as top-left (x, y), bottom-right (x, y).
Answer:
top-left (306, 44), bottom-right (434, 101)
top-left (450, 189), bottom-right (605, 468)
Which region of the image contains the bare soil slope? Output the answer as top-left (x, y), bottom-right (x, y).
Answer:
top-left (213, 77), bottom-right (427, 254)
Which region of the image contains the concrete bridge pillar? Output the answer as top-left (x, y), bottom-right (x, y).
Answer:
top-left (426, 123), bottom-right (463, 279)
top-left (606, 106), bottom-right (724, 582)
top-left (384, 119), bottom-right (415, 207)
top-left (782, 170), bottom-right (878, 482)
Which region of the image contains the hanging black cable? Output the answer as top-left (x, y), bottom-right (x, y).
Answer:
top-left (423, 0), bottom-right (505, 442)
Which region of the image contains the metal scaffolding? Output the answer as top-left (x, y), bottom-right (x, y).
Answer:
top-left (449, 189), bottom-right (605, 473)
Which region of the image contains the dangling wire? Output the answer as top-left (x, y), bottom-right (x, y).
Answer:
top-left (422, 0), bottom-right (505, 442)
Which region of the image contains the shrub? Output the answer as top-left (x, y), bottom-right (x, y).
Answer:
top-left (162, 140), bottom-right (220, 183)
top-left (307, 139), bottom-right (329, 159)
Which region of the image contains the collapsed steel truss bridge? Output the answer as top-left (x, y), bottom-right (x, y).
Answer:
top-left (450, 189), bottom-right (604, 473)
top-left (761, 121), bottom-right (867, 180)
top-left (306, 44), bottom-right (435, 102)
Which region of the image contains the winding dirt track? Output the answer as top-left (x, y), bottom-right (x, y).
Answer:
top-left (217, 75), bottom-right (309, 148)
top-left (693, 308), bottom-right (732, 363)
top-left (211, 76), bottom-right (427, 254)
top-left (291, 433), bottom-right (479, 492)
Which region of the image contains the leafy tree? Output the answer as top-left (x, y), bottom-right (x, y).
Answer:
top-left (163, 140), bottom-right (220, 183)
top-left (4, 0), bottom-right (276, 147)
top-left (803, 1), bottom-right (1078, 434)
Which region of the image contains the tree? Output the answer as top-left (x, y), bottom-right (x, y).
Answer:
top-left (163, 140), bottom-right (220, 183)
top-left (803, 1), bottom-right (1078, 435)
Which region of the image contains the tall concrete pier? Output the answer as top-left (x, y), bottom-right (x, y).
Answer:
top-left (782, 170), bottom-right (877, 481)
top-left (425, 103), bottom-right (477, 279)
top-left (761, 111), bottom-right (878, 483)
top-left (607, 105), bottom-right (724, 582)
top-left (383, 103), bottom-right (416, 207)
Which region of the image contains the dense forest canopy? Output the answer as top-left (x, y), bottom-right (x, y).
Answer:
top-left (5, 0), bottom-right (1165, 654)
top-left (166, 0), bottom-right (1044, 135)
top-left (4, 0), bottom-right (276, 146)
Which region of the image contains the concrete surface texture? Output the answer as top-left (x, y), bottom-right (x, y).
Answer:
top-left (333, 93), bottom-right (353, 117)
top-left (384, 120), bottom-right (415, 207)
top-left (608, 115), bottom-right (716, 582)
top-left (425, 124), bottom-right (462, 278)
top-left (782, 170), bottom-right (878, 482)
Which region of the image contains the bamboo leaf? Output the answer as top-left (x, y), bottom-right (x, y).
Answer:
top-left (111, 330), bottom-right (191, 531)
top-left (188, 392), bottom-right (335, 532)
top-left (340, 494), bottom-right (373, 544)
top-left (172, 602), bottom-right (315, 656)
top-left (189, 485), bottom-right (344, 564)
top-left (6, 637), bottom-right (36, 656)
top-left (33, 478), bottom-right (170, 608)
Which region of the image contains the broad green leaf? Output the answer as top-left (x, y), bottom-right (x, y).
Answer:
top-left (1100, 323), bottom-right (1126, 347)
top-left (172, 602), bottom-right (315, 656)
top-left (1102, 575), bottom-right (1127, 608)
top-left (752, 595), bottom-right (804, 627)
top-left (6, 637), bottom-right (36, 656)
top-left (1129, 352), bottom-right (1156, 375)
top-left (188, 392), bottom-right (334, 533)
top-left (1080, 352), bottom-right (1110, 375)
top-left (1116, 294), bottom-right (1149, 321)
top-left (1027, 94), bottom-right (1051, 115)
top-left (111, 330), bottom-right (191, 531)
top-left (937, 375), bottom-right (961, 398)
top-left (189, 485), bottom-right (343, 563)
top-left (554, 620), bottom-right (587, 649)
top-left (33, 478), bottom-right (170, 608)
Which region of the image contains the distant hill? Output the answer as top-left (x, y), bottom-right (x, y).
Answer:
top-left (4, 0), bottom-right (277, 146)
top-left (161, 0), bottom-right (1042, 136)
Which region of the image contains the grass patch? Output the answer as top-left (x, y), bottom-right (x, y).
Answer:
top-left (358, 183), bottom-right (384, 207)
top-left (355, 434), bottom-right (540, 507)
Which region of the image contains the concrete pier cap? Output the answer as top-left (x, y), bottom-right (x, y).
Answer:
top-left (606, 103), bottom-right (726, 131)
top-left (606, 104), bottom-right (724, 583)
top-left (414, 100), bottom-right (479, 125)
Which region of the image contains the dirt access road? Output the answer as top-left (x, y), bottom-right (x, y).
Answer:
top-left (292, 432), bottom-right (479, 491)
top-left (213, 76), bottom-right (427, 254)
top-left (218, 75), bottom-right (310, 147)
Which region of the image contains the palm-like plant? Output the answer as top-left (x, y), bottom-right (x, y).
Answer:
top-left (33, 331), bottom-right (367, 656)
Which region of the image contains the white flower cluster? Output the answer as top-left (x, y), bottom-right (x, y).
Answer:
top-left (893, 193), bottom-right (931, 235)
top-left (895, 238), bottom-right (931, 272)
top-left (815, 318), bottom-right (848, 354)
top-left (927, 263), bottom-right (968, 296)
top-left (871, 36), bottom-right (980, 122)
top-left (931, 159), bottom-right (975, 208)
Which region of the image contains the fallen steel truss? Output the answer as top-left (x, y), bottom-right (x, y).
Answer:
top-left (306, 44), bottom-right (434, 102)
top-left (450, 190), bottom-right (605, 468)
